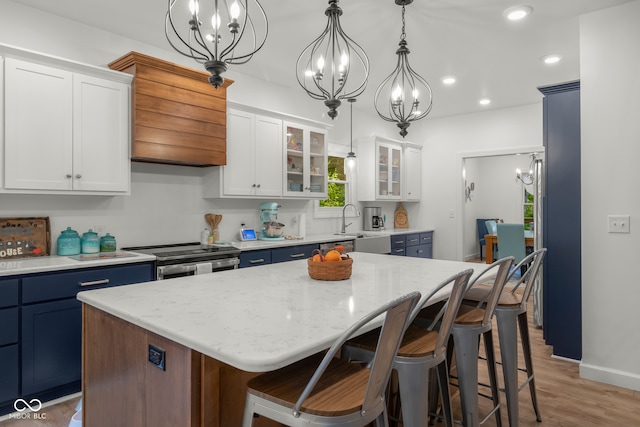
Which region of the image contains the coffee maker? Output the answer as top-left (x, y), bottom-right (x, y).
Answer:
top-left (363, 207), bottom-right (384, 231)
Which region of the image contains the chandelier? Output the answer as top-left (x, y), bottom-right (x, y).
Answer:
top-left (165, 0), bottom-right (268, 88)
top-left (374, 0), bottom-right (432, 137)
top-left (296, 0), bottom-right (370, 119)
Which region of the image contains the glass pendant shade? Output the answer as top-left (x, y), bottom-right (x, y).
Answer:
top-left (346, 97), bottom-right (357, 170)
top-left (165, 0), bottom-right (268, 88)
top-left (296, 0), bottom-right (370, 119)
top-left (374, 1), bottom-right (432, 137)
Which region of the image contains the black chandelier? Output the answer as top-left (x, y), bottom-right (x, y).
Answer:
top-left (165, 0), bottom-right (268, 88)
top-left (374, 0), bottom-right (432, 137)
top-left (296, 0), bottom-right (369, 119)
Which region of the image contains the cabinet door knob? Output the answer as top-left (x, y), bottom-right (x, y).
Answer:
top-left (66, 174), bottom-right (72, 179)
top-left (75, 174), bottom-right (82, 179)
top-left (252, 184), bottom-right (256, 187)
top-left (256, 184), bottom-right (261, 188)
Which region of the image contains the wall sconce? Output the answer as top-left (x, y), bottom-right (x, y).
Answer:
top-left (465, 182), bottom-right (474, 202)
top-left (515, 169), bottom-right (534, 185)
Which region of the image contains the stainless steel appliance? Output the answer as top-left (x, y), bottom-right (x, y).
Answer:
top-left (122, 242), bottom-right (240, 280)
top-left (363, 207), bottom-right (384, 231)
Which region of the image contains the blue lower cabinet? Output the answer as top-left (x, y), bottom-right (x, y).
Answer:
top-left (240, 250), bottom-right (271, 268)
top-left (391, 232), bottom-right (433, 259)
top-left (22, 298), bottom-right (82, 396)
top-left (390, 235), bottom-right (406, 256)
top-left (271, 244), bottom-right (318, 264)
top-left (0, 308), bottom-right (18, 346)
top-left (0, 345), bottom-right (19, 405)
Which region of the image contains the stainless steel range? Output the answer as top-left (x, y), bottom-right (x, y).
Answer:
top-left (122, 242), bottom-right (241, 280)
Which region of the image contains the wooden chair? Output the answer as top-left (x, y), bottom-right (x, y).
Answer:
top-left (496, 223), bottom-right (527, 265)
top-left (341, 269), bottom-right (475, 427)
top-left (242, 291), bottom-right (421, 427)
top-left (464, 248), bottom-right (547, 426)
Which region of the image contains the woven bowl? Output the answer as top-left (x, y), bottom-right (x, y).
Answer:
top-left (308, 254), bottom-right (353, 281)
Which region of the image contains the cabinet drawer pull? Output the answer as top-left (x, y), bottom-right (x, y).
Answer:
top-left (394, 240), bottom-right (404, 244)
top-left (394, 249), bottom-right (404, 253)
top-left (289, 253), bottom-right (306, 258)
top-left (80, 279), bottom-right (110, 287)
top-left (408, 238), bottom-right (418, 243)
top-left (417, 250), bottom-right (423, 253)
top-left (249, 259), bottom-right (265, 264)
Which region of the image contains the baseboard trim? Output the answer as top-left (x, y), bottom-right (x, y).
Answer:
top-left (580, 362), bottom-right (640, 391)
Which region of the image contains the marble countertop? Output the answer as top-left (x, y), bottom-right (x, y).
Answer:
top-left (78, 252), bottom-right (478, 373)
top-left (0, 251), bottom-right (156, 277)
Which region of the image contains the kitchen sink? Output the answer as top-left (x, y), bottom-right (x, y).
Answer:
top-left (333, 233), bottom-right (391, 254)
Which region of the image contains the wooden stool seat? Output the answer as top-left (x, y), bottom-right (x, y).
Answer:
top-left (464, 284), bottom-right (522, 307)
top-left (247, 353), bottom-right (369, 416)
top-left (347, 324), bottom-right (439, 359)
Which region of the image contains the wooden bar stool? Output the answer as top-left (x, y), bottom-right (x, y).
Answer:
top-left (449, 256), bottom-right (514, 427)
top-left (342, 269), bottom-right (475, 427)
top-left (242, 291), bottom-right (421, 427)
top-left (464, 248), bottom-right (547, 426)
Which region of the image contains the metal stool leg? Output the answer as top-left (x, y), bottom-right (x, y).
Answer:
top-left (436, 360), bottom-right (454, 427)
top-left (395, 361), bottom-right (431, 427)
top-left (483, 330), bottom-right (503, 427)
top-left (451, 326), bottom-right (481, 427)
top-left (495, 308), bottom-right (519, 426)
top-left (518, 312), bottom-right (542, 422)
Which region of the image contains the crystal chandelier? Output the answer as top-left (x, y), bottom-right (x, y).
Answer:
top-left (296, 0), bottom-right (370, 119)
top-left (374, 0), bottom-right (432, 137)
top-left (165, 0), bottom-right (268, 88)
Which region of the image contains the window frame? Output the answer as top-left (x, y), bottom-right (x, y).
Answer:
top-left (314, 143), bottom-right (357, 219)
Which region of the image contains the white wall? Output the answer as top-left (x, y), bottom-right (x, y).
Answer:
top-left (579, 1), bottom-right (640, 391)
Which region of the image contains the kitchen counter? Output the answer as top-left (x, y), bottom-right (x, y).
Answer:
top-left (0, 251), bottom-right (156, 277)
top-left (235, 228), bottom-right (435, 251)
top-left (79, 252), bottom-right (475, 426)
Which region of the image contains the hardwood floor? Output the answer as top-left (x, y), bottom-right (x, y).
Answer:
top-left (2, 300), bottom-right (639, 426)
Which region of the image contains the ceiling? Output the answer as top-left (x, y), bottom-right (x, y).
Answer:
top-left (10, 0), bottom-right (632, 119)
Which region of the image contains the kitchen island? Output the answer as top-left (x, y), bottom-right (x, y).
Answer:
top-left (78, 252), bottom-right (481, 426)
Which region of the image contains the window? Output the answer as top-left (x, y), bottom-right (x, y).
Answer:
top-left (523, 188), bottom-right (534, 230)
top-left (315, 147), bottom-right (355, 218)
top-left (320, 155), bottom-right (348, 207)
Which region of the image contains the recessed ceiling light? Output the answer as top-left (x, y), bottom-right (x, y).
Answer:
top-left (504, 5), bottom-right (533, 21)
top-left (442, 76), bottom-right (456, 85)
top-left (479, 99), bottom-right (491, 106)
top-left (542, 54), bottom-right (562, 64)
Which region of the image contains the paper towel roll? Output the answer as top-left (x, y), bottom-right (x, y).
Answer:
top-left (196, 262), bottom-right (213, 275)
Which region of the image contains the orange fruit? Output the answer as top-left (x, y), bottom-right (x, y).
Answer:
top-left (325, 250), bottom-right (342, 262)
top-left (312, 254), bottom-right (324, 262)
top-left (334, 245), bottom-right (345, 254)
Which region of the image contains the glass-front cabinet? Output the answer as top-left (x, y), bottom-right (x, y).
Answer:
top-left (376, 142), bottom-right (402, 199)
top-left (284, 122), bottom-right (327, 198)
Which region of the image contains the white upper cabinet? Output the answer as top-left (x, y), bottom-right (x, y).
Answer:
top-left (283, 122), bottom-right (327, 199)
top-left (356, 135), bottom-right (422, 202)
top-left (204, 108), bottom-right (283, 198)
top-left (1, 47), bottom-right (131, 195)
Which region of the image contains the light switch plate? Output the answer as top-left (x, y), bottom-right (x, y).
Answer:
top-left (608, 215), bottom-right (630, 233)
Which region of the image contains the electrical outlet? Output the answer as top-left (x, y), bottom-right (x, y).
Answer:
top-left (148, 344), bottom-right (166, 370)
top-left (608, 215), bottom-right (630, 233)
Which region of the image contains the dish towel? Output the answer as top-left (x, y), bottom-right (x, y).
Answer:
top-left (196, 263), bottom-right (213, 275)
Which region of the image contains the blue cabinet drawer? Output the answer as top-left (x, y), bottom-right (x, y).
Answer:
top-left (0, 279), bottom-right (18, 308)
top-left (406, 244), bottom-right (432, 259)
top-left (0, 307), bottom-right (18, 346)
top-left (240, 250), bottom-right (271, 268)
top-left (405, 233), bottom-right (421, 247)
top-left (22, 263), bottom-right (154, 304)
top-left (271, 244), bottom-right (318, 264)
top-left (419, 232), bottom-right (433, 244)
top-left (390, 235), bottom-right (406, 250)
top-left (0, 344), bottom-right (19, 405)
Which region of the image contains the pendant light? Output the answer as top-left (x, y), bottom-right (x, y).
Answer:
top-left (165, 0), bottom-right (268, 89)
top-left (346, 98), bottom-right (357, 170)
top-left (296, 0), bottom-right (370, 119)
top-left (374, 0), bottom-right (432, 137)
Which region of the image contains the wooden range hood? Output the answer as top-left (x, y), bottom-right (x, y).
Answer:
top-left (109, 52), bottom-right (233, 167)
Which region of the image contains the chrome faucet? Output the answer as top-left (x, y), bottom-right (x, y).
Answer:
top-left (341, 204), bottom-right (359, 234)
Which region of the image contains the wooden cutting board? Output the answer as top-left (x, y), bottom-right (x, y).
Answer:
top-left (394, 202), bottom-right (409, 228)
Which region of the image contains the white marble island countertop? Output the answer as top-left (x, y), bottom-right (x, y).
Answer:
top-left (78, 252), bottom-right (479, 373)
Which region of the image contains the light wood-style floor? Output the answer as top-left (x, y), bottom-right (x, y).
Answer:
top-left (2, 283), bottom-right (639, 426)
